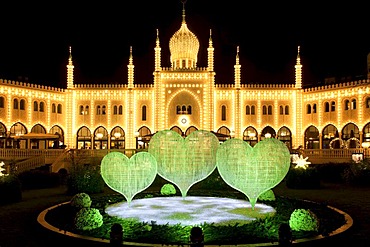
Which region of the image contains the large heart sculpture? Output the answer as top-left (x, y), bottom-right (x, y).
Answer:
top-left (148, 129), bottom-right (219, 197)
top-left (100, 151), bottom-right (157, 205)
top-left (216, 138), bottom-right (291, 209)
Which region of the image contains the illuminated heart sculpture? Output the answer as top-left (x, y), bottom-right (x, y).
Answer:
top-left (216, 138), bottom-right (291, 209)
top-left (148, 129), bottom-right (219, 197)
top-left (100, 151), bottom-right (157, 205)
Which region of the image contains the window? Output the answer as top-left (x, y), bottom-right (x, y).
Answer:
top-left (268, 105), bottom-right (272, 115)
top-left (176, 105), bottom-right (181, 114)
top-left (102, 105), bottom-right (106, 115)
top-left (97, 105), bottom-right (101, 115)
top-left (285, 106), bottom-right (289, 115)
top-left (118, 105), bottom-right (122, 115)
top-left (113, 105), bottom-right (118, 115)
top-left (366, 97), bottom-right (370, 108)
top-left (80, 105), bottom-right (84, 115)
top-left (33, 101), bottom-right (38, 111)
top-left (52, 103), bottom-right (56, 113)
top-left (57, 104), bottom-right (62, 114)
top-left (221, 105), bottom-right (226, 121)
top-left (344, 100), bottom-right (350, 110)
top-left (246, 105), bottom-right (250, 115)
top-left (142, 105), bottom-right (147, 121)
top-left (307, 104), bottom-right (311, 114)
top-left (187, 105), bottom-right (192, 114)
top-left (20, 99), bottom-right (25, 110)
top-left (351, 99), bottom-right (356, 110)
top-left (313, 104), bottom-right (317, 113)
top-left (279, 106), bottom-right (284, 115)
top-left (262, 105), bottom-right (267, 115)
top-left (331, 101), bottom-right (335, 112)
top-left (251, 105), bottom-right (255, 115)
top-left (13, 99), bottom-right (18, 109)
top-left (85, 105), bottom-right (89, 115)
top-left (0, 96), bottom-right (4, 108)
top-left (325, 102), bottom-right (330, 112)
top-left (39, 102), bottom-right (44, 112)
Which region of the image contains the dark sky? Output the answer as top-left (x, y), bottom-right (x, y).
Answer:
top-left (0, 1), bottom-right (369, 88)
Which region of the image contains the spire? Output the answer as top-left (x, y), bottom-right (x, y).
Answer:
top-left (207, 29), bottom-right (214, 71)
top-left (234, 46), bottom-right (241, 88)
top-left (181, 0), bottom-right (187, 23)
top-left (66, 46), bottom-right (74, 89)
top-left (295, 46), bottom-right (302, 89)
top-left (154, 29), bottom-right (162, 71)
top-left (127, 46), bottom-right (134, 88)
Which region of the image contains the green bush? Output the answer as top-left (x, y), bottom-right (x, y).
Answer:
top-left (160, 183), bottom-right (177, 195)
top-left (258, 189), bottom-right (276, 202)
top-left (70, 192), bottom-right (92, 209)
top-left (66, 164), bottom-right (105, 195)
top-left (0, 175), bottom-right (22, 204)
top-left (74, 207), bottom-right (103, 231)
top-left (342, 159), bottom-right (370, 186)
top-left (18, 170), bottom-right (61, 189)
top-left (285, 166), bottom-right (320, 189)
top-left (289, 209), bottom-right (319, 232)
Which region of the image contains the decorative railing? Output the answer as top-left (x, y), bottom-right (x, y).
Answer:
top-left (302, 148), bottom-right (370, 164)
top-left (9, 156), bottom-right (45, 174)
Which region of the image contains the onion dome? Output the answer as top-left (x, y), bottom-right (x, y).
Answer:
top-left (169, 5), bottom-right (199, 69)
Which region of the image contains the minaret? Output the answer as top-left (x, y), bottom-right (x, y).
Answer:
top-left (127, 46), bottom-right (134, 88)
top-left (234, 46), bottom-right (241, 89)
top-left (295, 46), bottom-right (302, 89)
top-left (207, 29), bottom-right (214, 71)
top-left (154, 29), bottom-right (161, 72)
top-left (66, 46), bottom-right (74, 89)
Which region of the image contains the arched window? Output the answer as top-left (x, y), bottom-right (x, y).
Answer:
top-left (113, 105), bottom-right (118, 115)
top-left (251, 105), bottom-right (255, 115)
top-left (33, 101), bottom-right (38, 111)
top-left (279, 106), bottom-right (284, 115)
top-left (331, 101), bottom-right (335, 112)
top-left (285, 105), bottom-right (289, 115)
top-left (0, 96), bottom-right (4, 108)
top-left (57, 104), bottom-right (62, 114)
top-left (39, 102), bottom-right (44, 112)
top-left (366, 97), bottom-right (370, 108)
top-left (313, 104), bottom-right (317, 113)
top-left (268, 105), bottom-right (272, 115)
top-left (176, 105), bottom-right (181, 114)
top-left (102, 105), bottom-right (106, 115)
top-left (221, 105), bottom-right (226, 121)
top-left (97, 105), bottom-right (101, 115)
top-left (142, 105), bottom-right (147, 121)
top-left (118, 105), bottom-right (123, 115)
top-left (307, 104), bottom-right (311, 114)
top-left (187, 105), bottom-right (192, 114)
top-left (85, 105), bottom-right (89, 115)
top-left (351, 99), bottom-right (356, 110)
top-left (80, 105), bottom-right (84, 115)
top-left (52, 103), bottom-right (56, 113)
top-left (325, 102), bottom-right (330, 112)
top-left (344, 100), bottom-right (350, 110)
top-left (262, 105), bottom-right (267, 115)
top-left (246, 105), bottom-right (250, 115)
top-left (13, 99), bottom-right (18, 109)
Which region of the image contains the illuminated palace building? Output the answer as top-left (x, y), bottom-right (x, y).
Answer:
top-left (1, 5), bottom-right (370, 163)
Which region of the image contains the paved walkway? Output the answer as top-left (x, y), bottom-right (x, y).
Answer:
top-left (1, 182), bottom-right (370, 247)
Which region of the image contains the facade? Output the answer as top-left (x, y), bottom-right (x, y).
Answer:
top-left (1, 5), bottom-right (370, 154)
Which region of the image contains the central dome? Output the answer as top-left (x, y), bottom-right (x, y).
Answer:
top-left (169, 7), bottom-right (199, 69)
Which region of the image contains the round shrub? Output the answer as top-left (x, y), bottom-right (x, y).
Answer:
top-left (258, 189), bottom-right (276, 202)
top-left (160, 183), bottom-right (176, 195)
top-left (0, 175), bottom-right (22, 204)
top-left (74, 208), bottom-right (103, 231)
top-left (289, 209), bottom-right (319, 232)
top-left (70, 192), bottom-right (92, 209)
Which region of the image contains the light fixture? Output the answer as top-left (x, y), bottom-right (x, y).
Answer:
top-left (96, 133), bottom-right (103, 139)
top-left (265, 133), bottom-right (271, 138)
top-left (362, 142), bottom-right (370, 149)
top-left (114, 132), bottom-right (121, 138)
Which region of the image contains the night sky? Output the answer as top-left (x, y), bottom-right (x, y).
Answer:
top-left (0, 1), bottom-right (369, 88)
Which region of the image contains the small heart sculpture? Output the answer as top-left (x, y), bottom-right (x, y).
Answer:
top-left (100, 151), bottom-right (157, 204)
top-left (217, 138), bottom-right (291, 209)
top-left (148, 129), bottom-right (219, 197)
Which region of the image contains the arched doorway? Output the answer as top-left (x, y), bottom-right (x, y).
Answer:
top-left (94, 126), bottom-right (108, 149)
top-left (304, 126), bottom-right (320, 149)
top-left (76, 126), bottom-right (92, 149)
top-left (110, 126), bottom-right (125, 149)
top-left (277, 126), bottom-right (292, 150)
top-left (261, 126), bottom-right (276, 140)
top-left (243, 126), bottom-right (258, 146)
